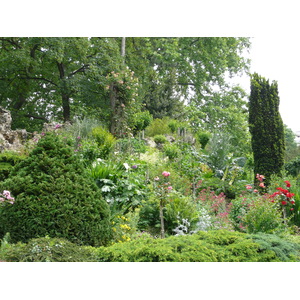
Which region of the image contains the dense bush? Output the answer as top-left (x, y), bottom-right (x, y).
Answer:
top-left (91, 126), bottom-right (116, 159)
top-left (285, 157), bottom-right (300, 177)
top-left (163, 143), bottom-right (180, 160)
top-left (0, 235), bottom-right (96, 262)
top-left (0, 151), bottom-right (27, 181)
top-left (94, 230), bottom-right (292, 262)
top-left (153, 135), bottom-right (168, 145)
top-left (0, 133), bottom-right (112, 246)
top-left (132, 111), bottom-right (153, 134)
top-left (242, 197), bottom-right (287, 234)
top-left (196, 131), bottom-right (210, 149)
top-left (145, 118), bottom-right (171, 137)
top-left (250, 233), bottom-right (300, 261)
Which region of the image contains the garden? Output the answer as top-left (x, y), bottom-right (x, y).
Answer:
top-left (1, 112), bottom-right (300, 262)
top-left (1, 37), bottom-right (300, 262)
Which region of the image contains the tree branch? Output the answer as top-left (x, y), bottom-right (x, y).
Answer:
top-left (68, 64), bottom-right (90, 77)
top-left (23, 114), bottom-right (48, 121)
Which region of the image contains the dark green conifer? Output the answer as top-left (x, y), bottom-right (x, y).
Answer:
top-left (249, 73), bottom-right (285, 185)
top-left (0, 132), bottom-right (112, 246)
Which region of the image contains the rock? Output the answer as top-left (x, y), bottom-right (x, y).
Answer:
top-left (0, 107), bottom-right (30, 152)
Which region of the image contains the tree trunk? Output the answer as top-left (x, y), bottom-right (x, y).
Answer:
top-left (62, 93), bottom-right (71, 122)
top-left (109, 83), bottom-right (117, 134)
top-left (121, 37), bottom-right (126, 62)
top-left (159, 200), bottom-right (165, 238)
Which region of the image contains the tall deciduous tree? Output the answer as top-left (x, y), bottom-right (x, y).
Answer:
top-left (249, 73), bottom-right (285, 185)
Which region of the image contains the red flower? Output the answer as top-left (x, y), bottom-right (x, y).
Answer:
top-left (290, 208), bottom-right (294, 211)
top-left (276, 187), bottom-right (288, 195)
top-left (284, 180), bottom-right (291, 188)
top-left (286, 192), bottom-right (295, 199)
top-left (281, 201), bottom-right (287, 205)
top-left (290, 200), bottom-right (295, 205)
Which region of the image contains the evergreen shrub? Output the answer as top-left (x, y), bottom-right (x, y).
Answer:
top-left (94, 230), bottom-right (287, 262)
top-left (0, 236), bottom-right (96, 262)
top-left (91, 126), bottom-right (116, 159)
top-left (0, 132), bottom-right (112, 246)
top-left (249, 73), bottom-right (285, 185)
top-left (196, 131), bottom-right (210, 149)
top-left (250, 233), bottom-right (300, 262)
top-left (0, 151), bottom-right (27, 181)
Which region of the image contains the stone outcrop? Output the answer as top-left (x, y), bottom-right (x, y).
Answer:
top-left (0, 107), bottom-right (30, 152)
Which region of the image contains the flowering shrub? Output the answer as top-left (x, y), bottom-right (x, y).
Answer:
top-left (105, 68), bottom-right (141, 138)
top-left (111, 215), bottom-right (135, 244)
top-left (196, 187), bottom-right (233, 230)
top-left (242, 196), bottom-right (287, 234)
top-left (269, 180), bottom-right (295, 219)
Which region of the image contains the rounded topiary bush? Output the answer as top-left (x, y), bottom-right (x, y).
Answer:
top-left (0, 132), bottom-right (112, 246)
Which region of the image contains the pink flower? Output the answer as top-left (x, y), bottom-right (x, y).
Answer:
top-left (253, 189), bottom-right (258, 193)
top-left (246, 185), bottom-right (252, 190)
top-left (162, 171), bottom-right (170, 177)
top-left (167, 186), bottom-right (173, 190)
top-left (259, 182), bottom-right (265, 188)
top-left (154, 176), bottom-right (160, 181)
top-left (256, 174), bottom-right (265, 182)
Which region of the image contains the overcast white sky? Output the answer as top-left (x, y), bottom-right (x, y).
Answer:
top-left (235, 36), bottom-right (300, 133)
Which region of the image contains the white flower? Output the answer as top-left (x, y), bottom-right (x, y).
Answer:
top-left (123, 162), bottom-right (130, 170)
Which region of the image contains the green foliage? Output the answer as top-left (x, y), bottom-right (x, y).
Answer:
top-left (64, 117), bottom-right (104, 140)
top-left (249, 73), bottom-right (285, 185)
top-left (242, 197), bottom-right (287, 234)
top-left (0, 132), bottom-right (112, 246)
top-left (196, 131), bottom-right (210, 149)
top-left (114, 137), bottom-right (147, 155)
top-left (285, 156), bottom-right (300, 177)
top-left (145, 118), bottom-right (170, 137)
top-left (168, 119), bottom-right (181, 133)
top-left (163, 143), bottom-right (180, 160)
top-left (153, 134), bottom-right (168, 145)
top-left (90, 160), bottom-right (147, 215)
top-left (137, 197), bottom-right (161, 236)
top-left (0, 151), bottom-right (27, 181)
top-left (284, 125), bottom-right (300, 162)
top-left (164, 193), bottom-right (199, 234)
top-left (250, 233), bottom-right (300, 262)
top-left (132, 111), bottom-right (153, 133)
top-left (0, 236), bottom-right (96, 262)
top-left (94, 230), bottom-right (287, 262)
top-left (229, 195), bottom-right (252, 231)
top-left (91, 126), bottom-right (116, 159)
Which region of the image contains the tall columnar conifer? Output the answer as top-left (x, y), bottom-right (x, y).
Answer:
top-left (249, 73), bottom-right (285, 185)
